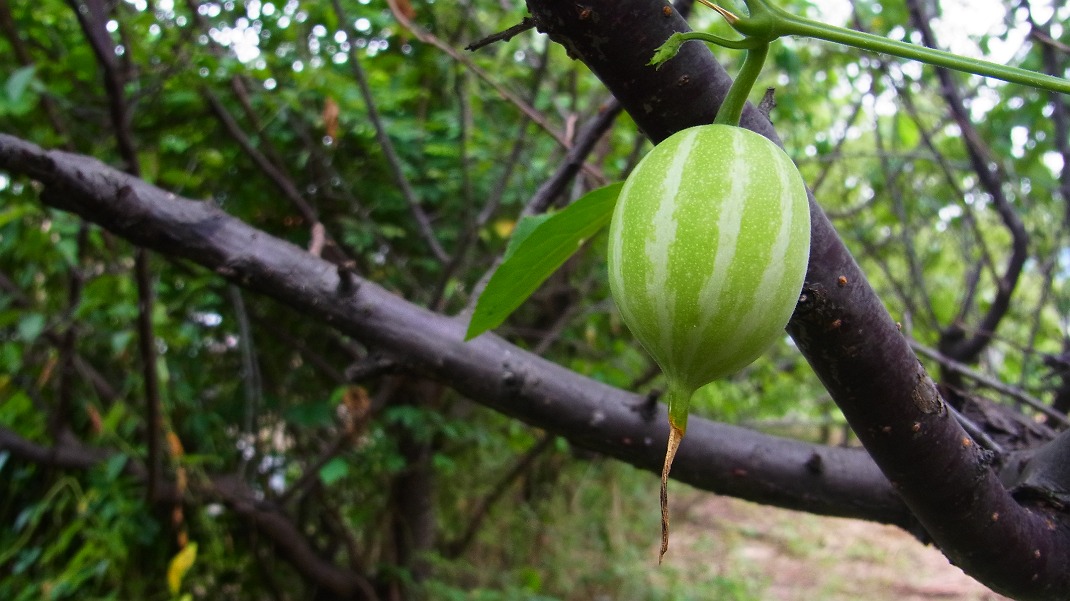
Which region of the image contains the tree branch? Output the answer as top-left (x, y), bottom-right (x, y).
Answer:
top-left (66, 0), bottom-right (166, 503)
top-left (332, 0), bottom-right (450, 265)
top-left (0, 132), bottom-right (909, 530)
top-left (905, 0), bottom-right (1030, 367)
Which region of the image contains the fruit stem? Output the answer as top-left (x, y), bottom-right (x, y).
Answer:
top-left (660, 380), bottom-right (694, 563)
top-left (713, 41), bottom-right (769, 127)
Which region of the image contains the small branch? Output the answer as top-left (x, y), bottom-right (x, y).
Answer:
top-left (228, 285), bottom-right (262, 478)
top-left (66, 0), bottom-right (166, 503)
top-left (65, 0), bottom-right (138, 172)
top-left (0, 426), bottom-right (379, 599)
top-left (134, 249), bottom-right (163, 501)
top-left (521, 101), bottom-right (617, 219)
top-left (477, 44), bottom-right (552, 227)
top-left (464, 99), bottom-right (621, 314)
top-left (332, 0), bottom-right (449, 264)
top-left (210, 475), bottom-right (380, 600)
top-left (384, 0), bottom-right (575, 151)
top-left (905, 0), bottom-right (1030, 366)
top-left (276, 433), bottom-right (352, 506)
top-left (464, 17), bottom-right (536, 52)
top-left (910, 340), bottom-right (1069, 427)
top-left (202, 93), bottom-right (316, 227)
top-left (809, 97), bottom-right (863, 195)
top-left (442, 434), bottom-right (555, 557)
top-left (51, 225), bottom-right (88, 437)
top-left (872, 108), bottom-right (933, 327)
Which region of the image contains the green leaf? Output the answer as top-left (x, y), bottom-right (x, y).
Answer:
top-left (649, 33), bottom-right (685, 69)
top-left (318, 457), bottom-right (349, 486)
top-left (16, 314), bottom-right (45, 342)
top-left (465, 182), bottom-right (622, 340)
top-left (103, 454), bottom-right (128, 482)
top-left (5, 65), bottom-right (36, 104)
top-left (0, 205), bottom-right (34, 228)
top-left (502, 213), bottom-right (552, 261)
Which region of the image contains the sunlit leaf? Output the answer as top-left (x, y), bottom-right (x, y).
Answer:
top-left (318, 457), bottom-right (349, 486)
top-left (16, 314), bottom-right (45, 342)
top-left (166, 543), bottom-right (197, 595)
top-left (465, 182), bottom-right (622, 340)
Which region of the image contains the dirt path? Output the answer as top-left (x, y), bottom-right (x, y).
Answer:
top-left (665, 493), bottom-right (1012, 601)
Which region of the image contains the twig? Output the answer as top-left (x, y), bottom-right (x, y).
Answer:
top-left (521, 99), bottom-right (619, 217)
top-left (464, 17), bottom-right (536, 52)
top-left (66, 0), bottom-right (166, 503)
top-left (134, 249), bottom-right (163, 500)
top-left (910, 340), bottom-right (1069, 427)
top-left (442, 434), bottom-right (555, 557)
top-left (384, 0), bottom-right (574, 152)
top-left (464, 100), bottom-right (621, 314)
top-left (431, 45), bottom-right (552, 310)
top-left (946, 403), bottom-right (1004, 454)
top-left (228, 285), bottom-right (262, 478)
top-left (331, 0), bottom-right (450, 264)
top-left (906, 0), bottom-right (1030, 365)
top-left (872, 101), bottom-right (934, 326)
top-left (203, 93), bottom-right (318, 227)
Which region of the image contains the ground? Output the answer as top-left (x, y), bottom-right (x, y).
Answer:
top-left (663, 492), bottom-right (1012, 601)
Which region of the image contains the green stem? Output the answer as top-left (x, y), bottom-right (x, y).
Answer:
top-left (720, 0), bottom-right (1070, 95)
top-left (671, 30), bottom-right (764, 51)
top-left (714, 42), bottom-right (770, 127)
top-left (664, 379), bottom-right (694, 436)
top-left (770, 6), bottom-right (1070, 94)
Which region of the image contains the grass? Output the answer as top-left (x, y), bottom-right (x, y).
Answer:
top-left (423, 450), bottom-right (1009, 601)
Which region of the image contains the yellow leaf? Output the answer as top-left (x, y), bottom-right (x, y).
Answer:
top-left (166, 542), bottom-right (198, 595)
top-left (492, 218), bottom-right (516, 239)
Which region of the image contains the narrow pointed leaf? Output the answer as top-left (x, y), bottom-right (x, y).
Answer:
top-left (465, 182), bottom-right (622, 340)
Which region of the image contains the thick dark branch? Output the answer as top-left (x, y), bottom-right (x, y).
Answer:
top-left (0, 132), bottom-right (908, 530)
top-left (521, 1), bottom-right (1070, 597)
top-left (0, 427), bottom-right (109, 470)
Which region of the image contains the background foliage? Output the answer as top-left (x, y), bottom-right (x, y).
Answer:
top-left (1, 0), bottom-right (1068, 598)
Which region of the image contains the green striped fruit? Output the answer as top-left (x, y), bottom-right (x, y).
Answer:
top-left (607, 124), bottom-right (810, 559)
